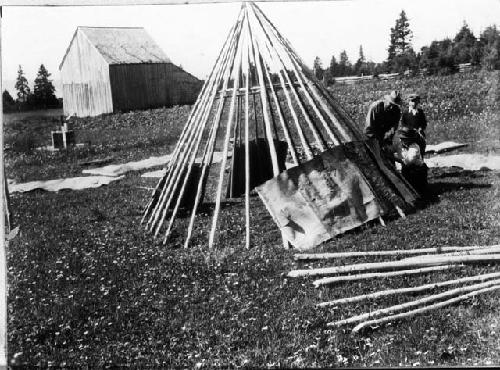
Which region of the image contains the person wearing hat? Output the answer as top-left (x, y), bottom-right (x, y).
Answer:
top-left (364, 90), bottom-right (403, 158)
top-left (398, 93), bottom-right (427, 155)
top-left (395, 93), bottom-right (429, 195)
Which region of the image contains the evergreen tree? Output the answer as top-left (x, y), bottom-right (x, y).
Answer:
top-left (338, 50), bottom-right (352, 76)
top-left (354, 45), bottom-right (367, 75)
top-left (329, 55), bottom-right (339, 77)
top-left (33, 64), bottom-right (57, 108)
top-left (2, 90), bottom-right (16, 112)
top-left (15, 65), bottom-right (31, 103)
top-left (453, 22), bottom-right (478, 64)
top-left (312, 56), bottom-right (324, 80)
top-left (480, 26), bottom-right (500, 70)
top-left (387, 10), bottom-right (414, 71)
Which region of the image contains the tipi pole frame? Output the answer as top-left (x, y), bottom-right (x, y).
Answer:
top-left (251, 4), bottom-right (340, 146)
top-left (141, 18), bottom-right (239, 224)
top-left (247, 7), bottom-right (280, 176)
top-left (254, 17), bottom-right (313, 160)
top-left (257, 27), bottom-right (299, 166)
top-left (208, 11), bottom-right (246, 249)
top-left (253, 2), bottom-right (361, 142)
top-left (153, 7), bottom-right (247, 237)
top-left (183, 7), bottom-right (247, 248)
top-left (248, 5), bottom-right (324, 154)
top-left (247, 6), bottom-right (291, 249)
top-left (146, 9), bottom-right (245, 232)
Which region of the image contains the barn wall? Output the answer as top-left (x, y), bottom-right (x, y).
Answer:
top-left (60, 31), bottom-right (113, 117)
top-left (109, 63), bottom-right (202, 112)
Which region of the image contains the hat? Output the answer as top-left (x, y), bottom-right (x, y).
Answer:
top-left (408, 93), bottom-right (420, 103)
top-left (384, 90), bottom-right (402, 106)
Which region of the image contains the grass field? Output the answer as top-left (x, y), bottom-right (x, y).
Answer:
top-left (4, 70), bottom-right (500, 367)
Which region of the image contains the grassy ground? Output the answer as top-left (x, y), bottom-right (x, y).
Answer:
top-left (4, 71), bottom-right (500, 367)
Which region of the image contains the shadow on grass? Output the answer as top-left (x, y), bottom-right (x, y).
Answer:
top-left (429, 181), bottom-right (492, 196)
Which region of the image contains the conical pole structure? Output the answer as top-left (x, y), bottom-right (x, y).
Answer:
top-left (146, 1), bottom-right (405, 249)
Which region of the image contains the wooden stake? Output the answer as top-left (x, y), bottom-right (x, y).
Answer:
top-left (288, 254), bottom-right (500, 278)
top-left (295, 245), bottom-right (495, 261)
top-left (352, 284), bottom-right (500, 334)
top-left (317, 271), bottom-right (500, 307)
top-left (328, 278), bottom-right (500, 327)
top-left (208, 14), bottom-right (245, 249)
top-left (313, 265), bottom-right (460, 287)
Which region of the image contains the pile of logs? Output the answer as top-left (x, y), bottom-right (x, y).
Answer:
top-left (288, 244), bottom-right (500, 333)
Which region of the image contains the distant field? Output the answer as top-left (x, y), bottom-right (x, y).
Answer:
top-left (3, 108), bottom-right (64, 125)
top-left (4, 70), bottom-right (500, 367)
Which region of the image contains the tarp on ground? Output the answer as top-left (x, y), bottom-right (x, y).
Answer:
top-left (256, 140), bottom-right (419, 251)
top-left (83, 152), bottom-right (230, 177)
top-left (426, 154), bottom-right (500, 171)
top-left (10, 176), bottom-right (125, 193)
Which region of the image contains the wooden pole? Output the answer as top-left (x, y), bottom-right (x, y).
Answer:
top-left (141, 18), bottom-right (238, 224)
top-left (208, 8), bottom-right (245, 249)
top-left (253, 13), bottom-right (312, 160)
top-left (289, 254), bottom-right (500, 278)
top-left (253, 2), bottom-right (363, 142)
top-left (147, 8), bottom-right (245, 233)
top-left (244, 21), bottom-right (251, 249)
top-left (247, 6), bottom-right (290, 249)
top-left (247, 9), bottom-right (280, 176)
top-left (312, 265), bottom-right (460, 287)
top-left (317, 271), bottom-right (500, 307)
top-left (401, 245), bottom-right (500, 262)
top-left (256, 18), bottom-right (299, 166)
top-left (182, 11), bottom-right (246, 248)
top-left (294, 245), bottom-right (497, 261)
top-left (352, 284), bottom-right (500, 334)
top-left (328, 278), bottom-right (500, 327)
top-left (0, 6), bottom-right (7, 366)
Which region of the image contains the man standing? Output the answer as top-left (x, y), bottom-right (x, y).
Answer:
top-left (364, 90), bottom-right (403, 154)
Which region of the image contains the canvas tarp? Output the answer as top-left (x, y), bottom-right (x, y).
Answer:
top-left (256, 140), bottom-right (419, 250)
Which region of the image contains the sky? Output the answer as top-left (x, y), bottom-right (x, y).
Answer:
top-left (2, 0), bottom-right (500, 96)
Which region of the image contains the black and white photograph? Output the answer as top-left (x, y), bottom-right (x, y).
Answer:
top-left (1, 0), bottom-right (500, 367)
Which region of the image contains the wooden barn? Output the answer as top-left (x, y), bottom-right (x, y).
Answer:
top-left (59, 26), bottom-right (202, 117)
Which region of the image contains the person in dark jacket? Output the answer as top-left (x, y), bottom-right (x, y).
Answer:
top-left (364, 90), bottom-right (402, 159)
top-left (398, 93), bottom-right (427, 155)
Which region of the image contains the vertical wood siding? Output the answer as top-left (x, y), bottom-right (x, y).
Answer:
top-left (60, 30), bottom-right (113, 117)
top-left (109, 63), bottom-right (202, 112)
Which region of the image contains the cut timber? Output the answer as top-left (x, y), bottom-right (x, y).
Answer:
top-left (317, 271), bottom-right (500, 307)
top-left (313, 265), bottom-right (460, 287)
top-left (351, 284), bottom-right (500, 334)
top-left (288, 254), bottom-right (500, 278)
top-left (401, 245), bottom-right (500, 261)
top-left (327, 278), bottom-right (500, 327)
top-left (295, 244), bottom-right (498, 261)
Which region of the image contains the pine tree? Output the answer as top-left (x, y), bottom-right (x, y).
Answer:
top-left (33, 64), bottom-right (57, 108)
top-left (453, 22), bottom-right (478, 64)
top-left (15, 65), bottom-right (31, 103)
top-left (338, 50), bottom-right (352, 77)
top-left (354, 45), bottom-right (366, 75)
top-left (312, 56), bottom-right (324, 80)
top-left (329, 55), bottom-right (339, 77)
top-left (387, 10), bottom-right (413, 71)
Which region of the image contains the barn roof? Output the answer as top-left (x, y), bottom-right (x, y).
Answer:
top-left (60, 26), bottom-right (171, 69)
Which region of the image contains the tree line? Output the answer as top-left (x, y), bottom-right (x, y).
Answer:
top-left (3, 64), bottom-right (61, 112)
top-left (313, 10), bottom-right (500, 82)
